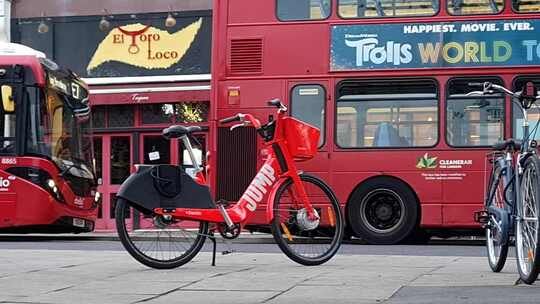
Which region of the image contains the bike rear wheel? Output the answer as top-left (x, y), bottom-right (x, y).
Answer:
top-left (115, 198), bottom-right (208, 269)
top-left (485, 161), bottom-right (510, 272)
top-left (515, 155), bottom-right (540, 284)
top-left (271, 174), bottom-right (344, 266)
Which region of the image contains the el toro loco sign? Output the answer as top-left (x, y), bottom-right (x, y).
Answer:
top-left (331, 19), bottom-right (540, 70)
top-left (88, 19), bottom-right (202, 71)
top-left (13, 13), bottom-right (211, 78)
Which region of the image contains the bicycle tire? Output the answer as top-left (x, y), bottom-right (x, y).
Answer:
top-left (485, 161), bottom-right (510, 272)
top-left (515, 155), bottom-right (540, 284)
top-left (271, 174), bottom-right (344, 266)
top-left (115, 198), bottom-right (208, 269)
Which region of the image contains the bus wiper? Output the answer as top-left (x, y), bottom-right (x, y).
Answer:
top-left (59, 162), bottom-right (81, 177)
top-left (58, 159), bottom-right (88, 177)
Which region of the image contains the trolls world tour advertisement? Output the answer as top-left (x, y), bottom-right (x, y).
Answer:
top-left (331, 20), bottom-right (540, 70)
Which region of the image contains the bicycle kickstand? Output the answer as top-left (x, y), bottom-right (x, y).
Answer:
top-left (209, 231), bottom-right (217, 267)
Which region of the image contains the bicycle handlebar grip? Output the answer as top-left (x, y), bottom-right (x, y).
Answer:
top-left (267, 99), bottom-right (282, 108)
top-left (219, 115), bottom-right (240, 124)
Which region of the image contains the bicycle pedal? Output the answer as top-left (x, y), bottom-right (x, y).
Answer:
top-left (474, 210), bottom-right (489, 224)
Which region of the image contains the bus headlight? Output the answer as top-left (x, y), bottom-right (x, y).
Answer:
top-left (94, 191), bottom-right (101, 203)
top-left (46, 179), bottom-right (65, 204)
top-left (47, 179), bottom-right (56, 189)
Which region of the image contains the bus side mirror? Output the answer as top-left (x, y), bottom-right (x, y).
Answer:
top-left (1, 85), bottom-right (14, 113)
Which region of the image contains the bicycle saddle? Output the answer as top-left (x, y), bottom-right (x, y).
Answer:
top-left (162, 125), bottom-right (202, 139)
top-left (492, 139), bottom-right (522, 151)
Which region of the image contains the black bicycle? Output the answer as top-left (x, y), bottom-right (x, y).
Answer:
top-left (473, 81), bottom-right (540, 284)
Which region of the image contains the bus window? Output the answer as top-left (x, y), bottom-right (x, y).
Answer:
top-left (277, 0), bottom-right (331, 21)
top-left (513, 0), bottom-right (540, 12)
top-left (290, 84), bottom-right (326, 147)
top-left (0, 110), bottom-right (15, 154)
top-left (513, 77), bottom-right (540, 139)
top-left (338, 0), bottom-right (438, 18)
top-left (446, 77), bottom-right (504, 147)
top-left (447, 0), bottom-right (503, 15)
top-left (336, 79), bottom-right (438, 148)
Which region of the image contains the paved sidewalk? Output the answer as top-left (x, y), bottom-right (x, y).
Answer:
top-left (1, 249), bottom-right (540, 304)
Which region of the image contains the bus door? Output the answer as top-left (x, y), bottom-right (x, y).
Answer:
top-left (287, 81), bottom-right (331, 181)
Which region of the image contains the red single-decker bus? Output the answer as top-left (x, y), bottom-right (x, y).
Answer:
top-left (0, 43), bottom-right (98, 233)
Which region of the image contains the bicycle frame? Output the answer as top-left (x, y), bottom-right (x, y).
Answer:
top-left (154, 111), bottom-right (314, 227)
top-left (484, 92), bottom-right (536, 238)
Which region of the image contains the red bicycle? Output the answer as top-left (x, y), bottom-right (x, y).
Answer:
top-left (115, 99), bottom-right (344, 269)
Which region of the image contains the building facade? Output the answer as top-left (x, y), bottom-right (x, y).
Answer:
top-left (10, 0), bottom-right (212, 230)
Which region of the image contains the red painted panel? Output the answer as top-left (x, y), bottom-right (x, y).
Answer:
top-left (90, 89), bottom-right (210, 106)
top-left (218, 79), bottom-right (284, 109)
top-left (0, 193), bottom-right (16, 225)
top-left (227, 1), bottom-right (276, 24)
top-left (420, 204), bottom-right (443, 226)
top-left (443, 204), bottom-right (482, 227)
top-left (227, 24), bottom-right (329, 77)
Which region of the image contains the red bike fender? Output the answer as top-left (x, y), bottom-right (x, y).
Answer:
top-left (265, 177), bottom-right (288, 223)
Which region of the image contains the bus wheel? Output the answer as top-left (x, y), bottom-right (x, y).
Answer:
top-left (348, 177), bottom-right (418, 245)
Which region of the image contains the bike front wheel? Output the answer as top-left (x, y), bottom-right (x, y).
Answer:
top-left (485, 161), bottom-right (510, 272)
top-left (115, 198), bottom-right (209, 269)
top-left (271, 174), bottom-right (344, 266)
top-left (516, 155), bottom-right (540, 284)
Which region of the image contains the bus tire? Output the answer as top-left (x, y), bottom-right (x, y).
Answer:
top-left (347, 177), bottom-right (418, 245)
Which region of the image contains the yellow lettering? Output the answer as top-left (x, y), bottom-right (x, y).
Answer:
top-left (480, 42), bottom-right (492, 62)
top-left (442, 42), bottom-right (463, 64)
top-left (494, 41), bottom-right (512, 62)
top-left (418, 43), bottom-right (441, 64)
top-left (464, 42), bottom-right (479, 63)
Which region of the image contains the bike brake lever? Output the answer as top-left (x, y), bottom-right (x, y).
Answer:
top-left (230, 121), bottom-right (250, 131)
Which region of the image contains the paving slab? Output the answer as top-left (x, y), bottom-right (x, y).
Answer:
top-left (0, 250), bottom-right (537, 304)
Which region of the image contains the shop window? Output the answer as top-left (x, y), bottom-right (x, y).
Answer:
top-left (142, 104), bottom-right (175, 124)
top-left (513, 77), bottom-right (540, 140)
top-left (141, 102), bottom-right (210, 125)
top-left (110, 136), bottom-right (131, 184)
top-left (108, 105), bottom-right (134, 128)
top-left (277, 0), bottom-right (331, 21)
top-left (143, 135), bottom-right (170, 165)
top-left (336, 79), bottom-right (438, 148)
top-left (291, 85), bottom-right (325, 147)
top-left (339, 0), bottom-right (437, 17)
top-left (176, 101), bottom-right (209, 123)
top-left (180, 135), bottom-right (206, 178)
top-left (447, 0), bottom-right (503, 15)
top-left (91, 106), bottom-right (106, 128)
top-left (446, 77), bottom-right (504, 147)
top-left (513, 0), bottom-right (540, 12)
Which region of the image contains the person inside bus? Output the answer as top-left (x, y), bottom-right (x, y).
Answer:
top-left (373, 122), bottom-right (409, 147)
top-left (55, 136), bottom-right (72, 160)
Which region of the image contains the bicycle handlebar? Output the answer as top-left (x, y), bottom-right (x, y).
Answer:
top-left (267, 98), bottom-right (288, 112)
top-left (467, 82), bottom-right (538, 100)
top-left (219, 114), bottom-right (241, 124)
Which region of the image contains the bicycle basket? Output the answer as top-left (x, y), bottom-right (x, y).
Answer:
top-left (282, 117), bottom-right (320, 161)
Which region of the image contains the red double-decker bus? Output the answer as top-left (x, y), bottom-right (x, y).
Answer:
top-left (0, 43), bottom-right (98, 233)
top-left (211, 0), bottom-right (540, 244)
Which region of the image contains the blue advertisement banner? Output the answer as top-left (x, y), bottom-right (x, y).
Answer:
top-left (331, 20), bottom-right (540, 70)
